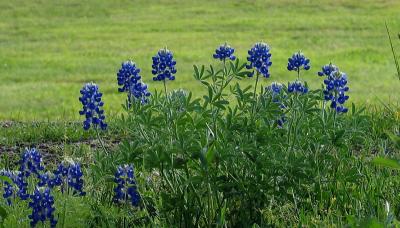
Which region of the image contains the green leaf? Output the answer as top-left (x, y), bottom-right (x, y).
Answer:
top-left (0, 176), bottom-right (12, 184)
top-left (193, 65), bottom-right (199, 80)
top-left (0, 205), bottom-right (7, 220)
top-left (372, 157), bottom-right (400, 170)
top-left (386, 131), bottom-right (400, 149)
top-left (206, 146), bottom-right (216, 164)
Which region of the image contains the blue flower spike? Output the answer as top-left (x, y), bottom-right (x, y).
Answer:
top-left (28, 187), bottom-right (57, 228)
top-left (246, 42), bottom-right (272, 78)
top-left (114, 164), bottom-right (141, 207)
top-left (322, 68), bottom-right (349, 113)
top-left (213, 43), bottom-right (236, 61)
top-left (117, 60), bottom-right (151, 105)
top-left (152, 48), bottom-right (177, 81)
top-left (288, 80), bottom-right (308, 94)
top-left (318, 63), bottom-right (338, 77)
top-left (287, 51), bottom-right (311, 73)
top-left (79, 82), bottom-right (107, 130)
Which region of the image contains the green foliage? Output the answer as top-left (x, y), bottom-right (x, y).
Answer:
top-left (74, 58), bottom-right (399, 226)
top-left (0, 41), bottom-right (399, 227)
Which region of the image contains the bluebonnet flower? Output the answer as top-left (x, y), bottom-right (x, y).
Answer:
top-left (19, 148), bottom-right (45, 178)
top-left (323, 70), bottom-right (349, 113)
top-left (128, 81), bottom-right (151, 105)
top-left (267, 82), bottom-right (283, 96)
top-left (38, 172), bottom-right (51, 187)
top-left (0, 170), bottom-right (15, 205)
top-left (213, 43), bottom-right (236, 61)
top-left (287, 51), bottom-right (310, 72)
top-left (14, 172), bottom-right (29, 200)
top-left (28, 187), bottom-right (57, 228)
top-left (40, 163), bottom-right (86, 196)
top-left (117, 60), bottom-right (142, 93)
top-left (114, 164), bottom-right (140, 207)
top-left (152, 48), bottom-right (177, 81)
top-left (288, 80), bottom-right (308, 94)
top-left (66, 163), bottom-right (86, 196)
top-left (266, 82), bottom-right (284, 103)
top-left (246, 42), bottom-right (272, 78)
top-left (79, 82), bottom-right (107, 130)
top-left (266, 82), bottom-right (286, 127)
top-left (117, 61), bottom-right (151, 105)
top-left (318, 63), bottom-right (338, 77)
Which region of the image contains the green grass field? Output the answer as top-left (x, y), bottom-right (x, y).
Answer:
top-left (0, 0), bottom-right (399, 120)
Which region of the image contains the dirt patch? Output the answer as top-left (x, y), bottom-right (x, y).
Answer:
top-left (0, 138), bottom-right (121, 167)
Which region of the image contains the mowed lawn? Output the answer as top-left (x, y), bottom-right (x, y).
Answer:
top-left (0, 0), bottom-right (399, 120)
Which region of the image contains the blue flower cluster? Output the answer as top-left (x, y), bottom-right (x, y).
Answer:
top-left (0, 170), bottom-right (15, 205)
top-left (288, 80), bottom-right (308, 94)
top-left (266, 82), bottom-right (286, 127)
top-left (213, 43), bottom-right (236, 61)
top-left (65, 163), bottom-right (86, 196)
top-left (322, 69), bottom-right (349, 113)
top-left (117, 60), bottom-right (151, 105)
top-left (152, 48), bottom-right (177, 81)
top-left (114, 164), bottom-right (141, 207)
top-left (79, 82), bottom-right (107, 130)
top-left (0, 148), bottom-right (86, 227)
top-left (287, 51), bottom-right (310, 72)
top-left (129, 81), bottom-right (151, 105)
top-left (38, 163), bottom-right (86, 196)
top-left (117, 60), bottom-right (142, 93)
top-left (28, 188), bottom-right (57, 228)
top-left (318, 63), bottom-right (338, 77)
top-left (19, 148), bottom-right (45, 178)
top-left (246, 42), bottom-right (272, 78)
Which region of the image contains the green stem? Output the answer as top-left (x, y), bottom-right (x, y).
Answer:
top-left (297, 68), bottom-right (300, 80)
top-left (251, 72), bottom-right (260, 115)
top-left (163, 79), bottom-right (168, 98)
top-left (95, 128), bottom-right (108, 155)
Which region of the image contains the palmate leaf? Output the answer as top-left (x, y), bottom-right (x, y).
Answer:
top-left (372, 157), bottom-right (400, 170)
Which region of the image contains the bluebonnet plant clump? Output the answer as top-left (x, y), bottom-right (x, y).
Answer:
top-left (246, 42), bottom-right (272, 78)
top-left (213, 43), bottom-right (236, 61)
top-left (287, 51), bottom-right (311, 72)
top-left (152, 48), bottom-right (177, 81)
top-left (288, 80), bottom-right (308, 94)
top-left (28, 188), bottom-right (57, 228)
top-left (79, 82), bottom-right (107, 130)
top-left (114, 164), bottom-right (141, 207)
top-left (322, 69), bottom-right (349, 113)
top-left (0, 148), bottom-right (87, 226)
top-left (117, 60), bottom-right (151, 105)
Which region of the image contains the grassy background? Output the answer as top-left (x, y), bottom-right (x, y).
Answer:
top-left (0, 0), bottom-right (399, 120)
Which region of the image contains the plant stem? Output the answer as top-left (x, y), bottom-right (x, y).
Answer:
top-left (163, 79), bottom-right (168, 98)
top-left (95, 128), bottom-right (108, 155)
top-left (297, 68), bottom-right (300, 80)
top-left (252, 72), bottom-right (260, 115)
